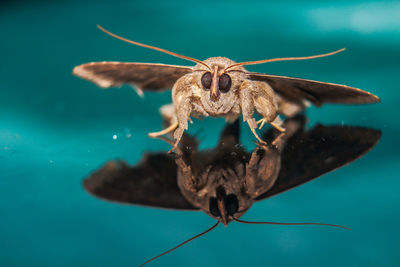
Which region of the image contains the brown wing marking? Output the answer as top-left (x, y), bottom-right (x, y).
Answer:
top-left (248, 73), bottom-right (380, 106)
top-left (73, 62), bottom-right (193, 91)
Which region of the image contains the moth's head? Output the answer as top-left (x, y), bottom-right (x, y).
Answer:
top-left (193, 57), bottom-right (247, 106)
top-left (196, 166), bottom-right (254, 226)
top-left (207, 186), bottom-right (253, 226)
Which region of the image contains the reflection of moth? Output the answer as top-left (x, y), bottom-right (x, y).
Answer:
top-left (84, 116), bottom-right (381, 266)
top-left (73, 26), bottom-right (380, 150)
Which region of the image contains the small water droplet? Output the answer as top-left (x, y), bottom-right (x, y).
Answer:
top-left (113, 134), bottom-right (118, 140)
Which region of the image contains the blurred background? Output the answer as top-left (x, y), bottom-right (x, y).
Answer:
top-left (1, 0), bottom-right (399, 266)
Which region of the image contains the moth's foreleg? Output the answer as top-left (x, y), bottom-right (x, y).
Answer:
top-left (241, 80), bottom-right (285, 144)
top-left (170, 97), bottom-right (192, 152)
top-left (269, 116), bottom-right (285, 132)
top-left (250, 81), bottom-right (286, 133)
top-left (240, 80), bottom-right (265, 144)
top-left (148, 122), bottom-right (178, 138)
top-left (247, 118), bottom-right (267, 144)
top-left (166, 75), bottom-right (197, 152)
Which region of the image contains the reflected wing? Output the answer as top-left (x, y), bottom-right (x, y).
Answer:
top-left (255, 124), bottom-right (381, 200)
top-left (73, 62), bottom-right (192, 91)
top-left (248, 73), bottom-right (380, 106)
top-left (83, 153), bottom-right (198, 210)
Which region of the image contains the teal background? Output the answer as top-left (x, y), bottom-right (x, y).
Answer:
top-left (1, 0), bottom-right (399, 266)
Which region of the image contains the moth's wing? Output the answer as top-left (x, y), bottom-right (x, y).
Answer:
top-left (255, 124), bottom-right (381, 201)
top-left (73, 62), bottom-right (193, 92)
top-left (248, 73), bottom-right (380, 106)
top-left (83, 153), bottom-right (198, 210)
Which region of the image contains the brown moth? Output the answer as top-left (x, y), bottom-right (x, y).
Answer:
top-left (83, 116), bottom-right (381, 266)
top-left (73, 26), bottom-right (380, 151)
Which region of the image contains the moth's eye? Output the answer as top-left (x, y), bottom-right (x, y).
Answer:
top-left (225, 194), bottom-right (239, 216)
top-left (209, 197), bottom-right (221, 217)
top-left (219, 74), bottom-right (232, 93)
top-left (201, 72), bottom-right (212, 90)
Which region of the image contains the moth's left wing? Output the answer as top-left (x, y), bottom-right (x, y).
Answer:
top-left (73, 62), bottom-right (193, 92)
top-left (83, 153), bottom-right (198, 210)
top-left (248, 73), bottom-right (380, 106)
top-left (255, 124), bottom-right (381, 201)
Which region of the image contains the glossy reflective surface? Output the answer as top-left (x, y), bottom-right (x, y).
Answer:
top-left (84, 117), bottom-right (380, 225)
top-left (1, 0), bottom-right (399, 266)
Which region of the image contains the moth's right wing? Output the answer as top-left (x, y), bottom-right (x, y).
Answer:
top-left (73, 62), bottom-right (193, 92)
top-left (83, 153), bottom-right (198, 210)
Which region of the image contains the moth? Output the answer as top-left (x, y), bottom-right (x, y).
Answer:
top-left (73, 26), bottom-right (380, 150)
top-left (84, 116), bottom-right (381, 266)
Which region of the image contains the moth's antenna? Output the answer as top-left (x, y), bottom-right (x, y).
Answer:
top-left (225, 48), bottom-right (346, 71)
top-left (97, 25), bottom-right (211, 70)
top-left (234, 218), bottom-right (351, 230)
top-left (139, 221), bottom-right (220, 266)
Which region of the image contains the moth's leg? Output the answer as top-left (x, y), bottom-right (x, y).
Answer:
top-left (267, 116), bottom-right (286, 146)
top-left (175, 154), bottom-right (200, 194)
top-left (248, 119), bottom-right (267, 144)
top-left (269, 116), bottom-right (285, 132)
top-left (169, 75), bottom-right (194, 152)
top-left (250, 80), bottom-right (287, 147)
top-left (148, 104), bottom-right (178, 138)
top-left (240, 80), bottom-right (266, 144)
top-left (245, 117), bottom-right (306, 198)
top-left (241, 80), bottom-right (285, 144)
top-left (271, 132), bottom-right (286, 147)
top-left (170, 98), bottom-right (192, 152)
top-left (245, 144), bottom-right (281, 198)
top-left (148, 122), bottom-right (178, 138)
top-left (250, 81), bottom-right (287, 134)
top-left (257, 114), bottom-right (284, 131)
top-left (273, 115), bottom-right (305, 151)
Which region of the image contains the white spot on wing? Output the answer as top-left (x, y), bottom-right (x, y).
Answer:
top-left (73, 64), bottom-right (115, 88)
top-left (131, 85), bottom-right (144, 97)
